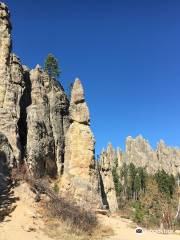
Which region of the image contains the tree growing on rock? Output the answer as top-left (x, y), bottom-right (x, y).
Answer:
top-left (44, 53), bottom-right (61, 79)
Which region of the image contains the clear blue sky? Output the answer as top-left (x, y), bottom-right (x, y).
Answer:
top-left (4, 0), bottom-right (180, 154)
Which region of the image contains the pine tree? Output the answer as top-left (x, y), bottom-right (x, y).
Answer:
top-left (134, 174), bottom-right (141, 200)
top-left (44, 53), bottom-right (61, 78)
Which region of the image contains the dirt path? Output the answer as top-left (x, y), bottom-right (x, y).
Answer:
top-left (0, 182), bottom-right (52, 240)
top-left (100, 215), bottom-right (180, 240)
top-left (0, 183), bottom-right (179, 240)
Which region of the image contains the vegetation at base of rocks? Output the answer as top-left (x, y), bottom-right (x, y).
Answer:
top-left (23, 176), bottom-right (99, 235)
top-left (9, 167), bottom-right (113, 240)
top-left (112, 161), bottom-right (180, 230)
top-left (43, 219), bottom-right (113, 240)
top-left (112, 158), bottom-right (122, 200)
top-left (32, 178), bottom-right (113, 240)
top-left (44, 53), bottom-right (61, 79)
top-left (53, 183), bottom-right (59, 193)
top-left (155, 170), bottom-right (176, 199)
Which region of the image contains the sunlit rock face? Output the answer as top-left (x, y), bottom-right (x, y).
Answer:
top-left (125, 135), bottom-right (159, 173)
top-left (61, 79), bottom-right (100, 206)
top-left (125, 135), bottom-right (180, 175)
top-left (0, 3), bottom-right (24, 164)
top-left (157, 140), bottom-right (180, 176)
top-left (26, 66), bottom-right (70, 177)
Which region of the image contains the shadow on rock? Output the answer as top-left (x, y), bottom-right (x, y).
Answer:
top-left (0, 173), bottom-right (19, 221)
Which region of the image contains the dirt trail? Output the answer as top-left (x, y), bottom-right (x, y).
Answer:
top-left (0, 182), bottom-right (52, 240)
top-left (0, 183), bottom-right (179, 240)
top-left (100, 215), bottom-right (180, 240)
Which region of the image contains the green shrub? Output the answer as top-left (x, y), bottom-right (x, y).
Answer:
top-left (53, 183), bottom-right (59, 193)
top-left (132, 201), bottom-right (145, 224)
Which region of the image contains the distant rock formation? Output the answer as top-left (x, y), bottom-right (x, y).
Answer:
top-left (99, 136), bottom-right (180, 209)
top-left (100, 135), bottom-right (180, 176)
top-left (157, 140), bottom-right (180, 176)
top-left (61, 79), bottom-right (100, 206)
top-left (126, 135), bottom-right (180, 175)
top-left (125, 135), bottom-right (159, 173)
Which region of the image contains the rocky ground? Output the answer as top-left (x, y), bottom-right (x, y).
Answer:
top-left (0, 182), bottom-right (52, 240)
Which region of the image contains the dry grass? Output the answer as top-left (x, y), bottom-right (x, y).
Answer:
top-left (25, 176), bottom-right (114, 240)
top-left (42, 218), bottom-right (114, 240)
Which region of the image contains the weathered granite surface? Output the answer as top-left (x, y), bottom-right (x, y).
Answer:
top-left (0, 3), bottom-right (24, 164)
top-left (99, 147), bottom-right (119, 212)
top-left (25, 65), bottom-right (70, 177)
top-left (61, 79), bottom-right (100, 206)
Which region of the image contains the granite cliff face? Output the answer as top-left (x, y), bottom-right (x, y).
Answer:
top-left (126, 135), bottom-right (180, 175)
top-left (0, 3), bottom-right (24, 165)
top-left (157, 140), bottom-right (180, 176)
top-left (125, 135), bottom-right (159, 173)
top-left (25, 66), bottom-right (69, 177)
top-left (0, 3), bottom-right (69, 178)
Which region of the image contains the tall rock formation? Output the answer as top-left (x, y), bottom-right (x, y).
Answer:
top-left (26, 66), bottom-right (69, 177)
top-left (61, 79), bottom-right (100, 206)
top-left (26, 66), bottom-right (56, 177)
top-left (0, 3), bottom-right (24, 165)
top-left (99, 147), bottom-right (118, 212)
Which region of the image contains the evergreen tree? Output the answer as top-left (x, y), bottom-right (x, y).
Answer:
top-left (120, 163), bottom-right (128, 199)
top-left (137, 167), bottom-right (147, 192)
top-left (112, 166), bottom-right (122, 199)
top-left (134, 174), bottom-right (141, 200)
top-left (155, 170), bottom-right (175, 198)
top-left (44, 53), bottom-right (61, 78)
top-left (129, 163), bottom-right (137, 198)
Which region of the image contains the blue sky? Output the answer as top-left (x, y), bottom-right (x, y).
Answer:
top-left (4, 0), bottom-right (180, 154)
